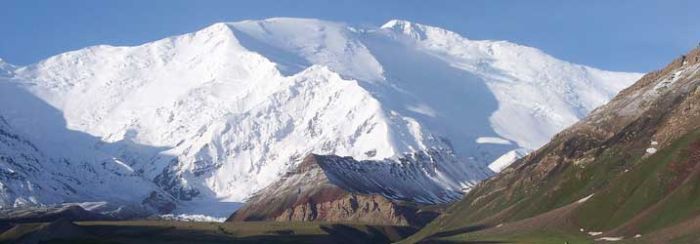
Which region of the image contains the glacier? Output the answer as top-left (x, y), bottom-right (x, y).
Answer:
top-left (0, 18), bottom-right (642, 218)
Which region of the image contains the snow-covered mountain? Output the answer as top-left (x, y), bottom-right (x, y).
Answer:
top-left (0, 18), bottom-right (642, 217)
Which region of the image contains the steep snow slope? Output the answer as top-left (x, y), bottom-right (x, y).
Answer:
top-left (379, 20), bottom-right (636, 149)
top-left (0, 66), bottom-right (171, 213)
top-left (0, 18), bottom-right (641, 215)
top-left (229, 18), bottom-right (641, 168)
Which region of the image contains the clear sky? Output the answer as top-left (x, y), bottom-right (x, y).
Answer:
top-left (1, 0), bottom-right (697, 72)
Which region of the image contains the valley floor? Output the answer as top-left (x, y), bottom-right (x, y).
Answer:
top-left (0, 220), bottom-right (417, 243)
top-left (3, 218), bottom-right (699, 243)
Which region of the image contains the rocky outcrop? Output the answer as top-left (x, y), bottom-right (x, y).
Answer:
top-left (141, 191), bottom-right (177, 214)
top-left (274, 192), bottom-right (412, 225)
top-left (227, 155), bottom-right (442, 226)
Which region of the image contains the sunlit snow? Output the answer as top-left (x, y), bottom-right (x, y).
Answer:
top-left (0, 18), bottom-right (642, 216)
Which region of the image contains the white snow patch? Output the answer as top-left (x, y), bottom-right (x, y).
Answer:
top-left (596, 236), bottom-right (624, 241)
top-left (159, 214), bottom-right (226, 222)
top-left (476, 137), bottom-right (512, 145)
top-left (577, 194), bottom-right (594, 203)
top-left (406, 103), bottom-right (437, 117)
top-left (488, 148), bottom-right (529, 172)
top-left (73, 201), bottom-right (110, 211)
top-left (112, 158), bottom-right (134, 173)
top-left (654, 69), bottom-right (684, 90)
top-left (646, 140), bottom-right (659, 154)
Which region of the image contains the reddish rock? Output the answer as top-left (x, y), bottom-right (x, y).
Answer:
top-left (227, 155), bottom-right (441, 226)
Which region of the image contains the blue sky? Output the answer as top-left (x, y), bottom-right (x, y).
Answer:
top-left (0, 0), bottom-right (697, 72)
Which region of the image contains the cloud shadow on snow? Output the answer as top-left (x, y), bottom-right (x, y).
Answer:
top-left (359, 32), bottom-right (512, 168)
top-left (0, 80), bottom-right (180, 205)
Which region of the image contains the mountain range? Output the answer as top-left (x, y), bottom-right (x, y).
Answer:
top-left (0, 18), bottom-right (641, 219)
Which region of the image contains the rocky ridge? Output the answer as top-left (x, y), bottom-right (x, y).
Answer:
top-left (228, 154), bottom-right (443, 226)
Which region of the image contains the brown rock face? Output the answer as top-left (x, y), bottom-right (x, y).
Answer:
top-left (227, 155), bottom-right (441, 226)
top-left (275, 193), bottom-right (410, 225)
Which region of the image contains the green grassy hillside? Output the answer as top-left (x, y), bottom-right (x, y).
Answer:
top-left (403, 130), bottom-right (700, 243)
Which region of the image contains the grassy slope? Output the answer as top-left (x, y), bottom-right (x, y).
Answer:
top-left (575, 130), bottom-right (700, 234)
top-left (403, 130), bottom-right (700, 243)
top-left (439, 230), bottom-right (591, 244)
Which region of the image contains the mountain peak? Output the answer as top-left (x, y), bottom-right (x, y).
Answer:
top-left (380, 19), bottom-right (469, 43)
top-left (380, 19), bottom-right (412, 29)
top-left (191, 22), bottom-right (238, 41)
top-left (202, 22), bottom-right (233, 32)
top-left (381, 19), bottom-right (429, 40)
